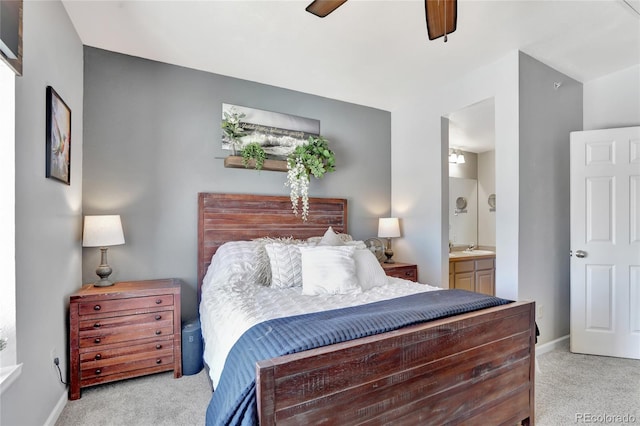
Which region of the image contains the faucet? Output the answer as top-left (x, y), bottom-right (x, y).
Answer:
top-left (467, 242), bottom-right (475, 251)
top-left (449, 241), bottom-right (453, 253)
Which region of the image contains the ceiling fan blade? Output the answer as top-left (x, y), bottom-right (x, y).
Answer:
top-left (425, 0), bottom-right (457, 41)
top-left (306, 0), bottom-right (348, 18)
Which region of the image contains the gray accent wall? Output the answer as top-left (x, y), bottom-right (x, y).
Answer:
top-left (82, 47), bottom-right (392, 319)
top-left (1, 2), bottom-right (84, 425)
top-left (518, 52), bottom-right (583, 343)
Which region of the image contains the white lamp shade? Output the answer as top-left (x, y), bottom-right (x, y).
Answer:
top-left (378, 217), bottom-right (401, 238)
top-left (82, 215), bottom-right (125, 247)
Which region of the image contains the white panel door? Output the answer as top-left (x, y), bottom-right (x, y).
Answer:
top-left (570, 126), bottom-right (640, 359)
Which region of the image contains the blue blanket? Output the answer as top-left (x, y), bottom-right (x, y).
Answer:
top-left (205, 289), bottom-right (512, 426)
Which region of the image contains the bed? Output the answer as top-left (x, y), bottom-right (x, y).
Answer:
top-left (198, 192), bottom-right (536, 425)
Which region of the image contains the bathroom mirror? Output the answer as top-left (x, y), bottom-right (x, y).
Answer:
top-left (449, 177), bottom-right (477, 245)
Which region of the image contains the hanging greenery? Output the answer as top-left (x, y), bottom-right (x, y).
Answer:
top-left (285, 136), bottom-right (336, 221)
top-left (241, 143), bottom-right (267, 170)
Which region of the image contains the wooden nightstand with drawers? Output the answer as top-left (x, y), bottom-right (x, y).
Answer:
top-left (381, 262), bottom-right (418, 282)
top-left (69, 279), bottom-right (182, 400)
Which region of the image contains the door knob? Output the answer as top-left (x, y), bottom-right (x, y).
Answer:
top-left (575, 250), bottom-right (587, 258)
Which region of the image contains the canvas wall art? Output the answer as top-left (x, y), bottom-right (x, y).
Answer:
top-left (45, 86), bottom-right (71, 185)
top-left (221, 103), bottom-right (320, 159)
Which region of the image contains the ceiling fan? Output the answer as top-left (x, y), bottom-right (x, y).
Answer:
top-left (306, 0), bottom-right (457, 42)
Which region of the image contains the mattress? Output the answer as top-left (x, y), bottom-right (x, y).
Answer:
top-left (199, 270), bottom-right (440, 388)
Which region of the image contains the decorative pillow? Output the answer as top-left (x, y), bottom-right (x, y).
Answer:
top-left (345, 240), bottom-right (367, 250)
top-left (353, 249), bottom-right (389, 290)
top-left (253, 236), bottom-right (305, 285)
top-left (299, 246), bottom-right (361, 295)
top-left (318, 226), bottom-right (345, 246)
top-left (205, 241), bottom-right (266, 286)
top-left (264, 243), bottom-right (304, 288)
top-left (308, 230), bottom-right (353, 245)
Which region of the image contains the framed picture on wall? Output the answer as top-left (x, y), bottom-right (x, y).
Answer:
top-left (45, 86), bottom-right (71, 185)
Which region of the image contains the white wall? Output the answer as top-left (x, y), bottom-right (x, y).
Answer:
top-left (584, 65), bottom-right (640, 130)
top-left (0, 2), bottom-right (83, 425)
top-left (477, 150), bottom-right (495, 248)
top-left (392, 51), bottom-right (520, 299)
top-left (393, 51), bottom-right (584, 345)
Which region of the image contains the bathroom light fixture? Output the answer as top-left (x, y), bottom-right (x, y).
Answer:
top-left (82, 215), bottom-right (125, 287)
top-left (378, 217), bottom-right (401, 264)
top-left (449, 148), bottom-right (465, 165)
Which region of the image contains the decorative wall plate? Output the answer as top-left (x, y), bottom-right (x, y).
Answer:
top-left (488, 194), bottom-right (496, 209)
top-left (364, 238), bottom-right (385, 262)
top-left (455, 196), bottom-right (467, 210)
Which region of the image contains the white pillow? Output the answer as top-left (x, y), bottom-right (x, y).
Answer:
top-left (253, 236), bottom-right (305, 285)
top-left (308, 230), bottom-right (353, 246)
top-left (318, 226), bottom-right (345, 246)
top-left (353, 249), bottom-right (389, 290)
top-left (265, 243), bottom-right (303, 288)
top-left (345, 240), bottom-right (367, 250)
top-left (204, 241), bottom-right (267, 286)
top-left (299, 246), bottom-right (361, 295)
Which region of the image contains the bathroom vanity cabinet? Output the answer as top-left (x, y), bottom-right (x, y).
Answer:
top-left (449, 254), bottom-right (495, 296)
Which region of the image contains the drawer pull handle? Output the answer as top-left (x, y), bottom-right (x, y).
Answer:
top-left (93, 323), bottom-right (101, 328)
top-left (95, 354), bottom-right (102, 360)
top-left (155, 315), bottom-right (161, 320)
top-left (156, 344), bottom-right (162, 350)
top-left (94, 338), bottom-right (101, 344)
top-left (155, 299), bottom-right (162, 305)
top-left (95, 369), bottom-right (102, 375)
top-left (156, 359), bottom-right (162, 364)
top-left (93, 305), bottom-right (101, 311)
top-left (155, 330), bottom-right (162, 335)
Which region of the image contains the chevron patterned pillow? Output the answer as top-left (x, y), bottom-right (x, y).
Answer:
top-left (265, 243), bottom-right (304, 288)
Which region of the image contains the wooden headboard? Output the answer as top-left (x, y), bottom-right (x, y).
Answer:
top-left (197, 193), bottom-right (348, 293)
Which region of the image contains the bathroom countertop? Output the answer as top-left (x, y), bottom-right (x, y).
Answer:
top-left (449, 250), bottom-right (495, 260)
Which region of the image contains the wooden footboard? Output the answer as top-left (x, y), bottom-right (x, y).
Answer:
top-left (256, 301), bottom-right (535, 425)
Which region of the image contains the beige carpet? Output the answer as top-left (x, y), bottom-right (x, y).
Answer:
top-left (535, 342), bottom-right (640, 425)
top-left (56, 343), bottom-right (639, 426)
top-left (55, 370), bottom-right (211, 426)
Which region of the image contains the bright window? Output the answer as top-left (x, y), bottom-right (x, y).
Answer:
top-left (0, 58), bottom-right (17, 378)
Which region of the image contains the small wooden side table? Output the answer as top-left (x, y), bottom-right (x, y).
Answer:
top-left (381, 262), bottom-right (418, 282)
top-left (69, 279), bottom-right (182, 400)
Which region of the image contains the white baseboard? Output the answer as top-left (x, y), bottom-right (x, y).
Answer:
top-left (44, 389), bottom-right (67, 426)
top-left (535, 334), bottom-right (569, 356)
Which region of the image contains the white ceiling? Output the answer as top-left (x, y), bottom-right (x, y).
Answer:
top-left (62, 0), bottom-right (640, 154)
top-left (62, 0), bottom-right (639, 114)
top-left (448, 97), bottom-right (495, 153)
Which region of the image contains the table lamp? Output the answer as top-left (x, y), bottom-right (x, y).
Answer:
top-left (82, 215), bottom-right (125, 287)
top-left (378, 217), bottom-right (400, 264)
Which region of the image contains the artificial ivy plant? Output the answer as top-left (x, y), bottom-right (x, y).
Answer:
top-left (241, 142), bottom-right (267, 170)
top-left (285, 135), bottom-right (336, 221)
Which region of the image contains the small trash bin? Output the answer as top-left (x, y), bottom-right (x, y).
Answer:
top-left (182, 318), bottom-right (203, 375)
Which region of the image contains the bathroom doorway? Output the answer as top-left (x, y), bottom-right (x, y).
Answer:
top-left (446, 98), bottom-right (496, 251)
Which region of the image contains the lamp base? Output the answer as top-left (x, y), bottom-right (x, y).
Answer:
top-left (383, 238), bottom-right (395, 263)
top-left (93, 278), bottom-right (115, 287)
top-left (94, 247), bottom-right (115, 287)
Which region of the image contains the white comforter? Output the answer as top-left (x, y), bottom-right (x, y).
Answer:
top-left (200, 272), bottom-right (440, 388)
